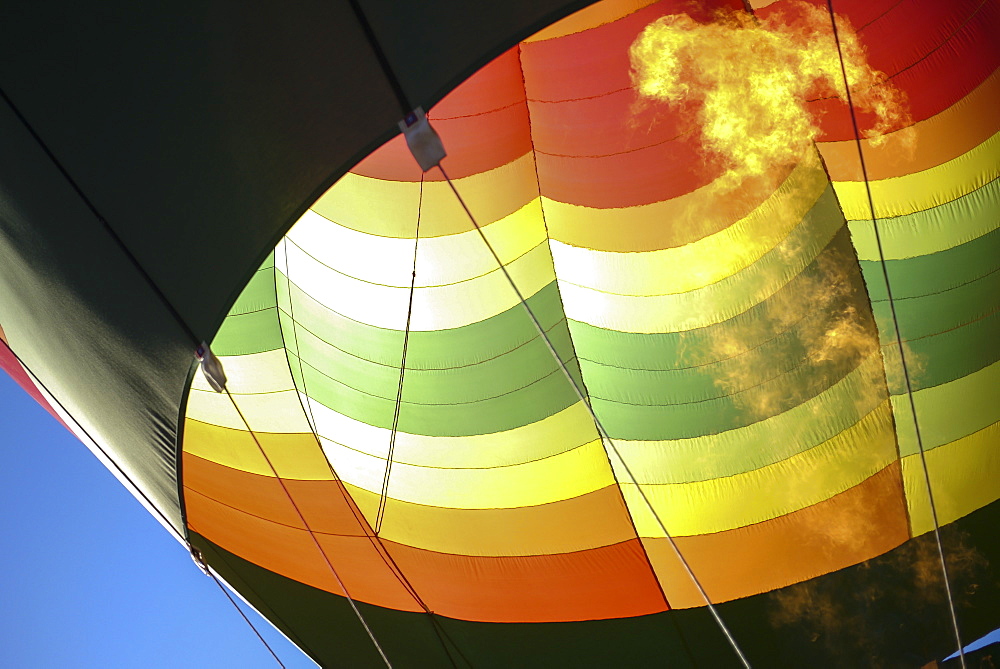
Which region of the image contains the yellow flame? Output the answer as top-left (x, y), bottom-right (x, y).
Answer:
top-left (630, 3), bottom-right (910, 188)
top-left (629, 3), bottom-right (908, 421)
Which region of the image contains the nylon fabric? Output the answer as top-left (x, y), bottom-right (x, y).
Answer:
top-left (818, 68), bottom-right (1000, 181)
top-left (558, 193), bottom-right (848, 332)
top-left (834, 129), bottom-right (1000, 221)
top-left (618, 410), bottom-right (897, 537)
top-left (172, 1), bottom-right (1000, 663)
top-left (848, 175), bottom-right (1000, 261)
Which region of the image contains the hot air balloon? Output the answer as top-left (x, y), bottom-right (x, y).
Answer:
top-left (0, 0), bottom-right (997, 666)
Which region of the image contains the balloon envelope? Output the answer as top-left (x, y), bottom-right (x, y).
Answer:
top-left (1, 0), bottom-right (998, 666)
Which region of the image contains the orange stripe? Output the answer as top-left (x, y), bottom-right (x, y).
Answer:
top-left (526, 85), bottom-right (688, 159)
top-left (524, 0), bottom-right (659, 42)
top-left (521, 0), bottom-right (742, 102)
top-left (793, 0), bottom-right (1000, 140)
top-left (184, 454), bottom-right (642, 556)
top-left (818, 68), bottom-right (1000, 181)
top-left (185, 488), bottom-right (423, 612)
top-left (183, 453), bottom-right (306, 528)
top-left (186, 480), bottom-right (667, 621)
top-left (644, 461), bottom-right (909, 608)
top-left (536, 138), bottom-right (719, 208)
top-left (380, 538), bottom-right (668, 622)
top-left (521, 1), bottom-right (731, 208)
top-left (184, 452), bottom-right (366, 535)
top-left (432, 48), bottom-right (527, 119)
top-left (283, 478), bottom-right (378, 537)
top-left (352, 48), bottom-right (532, 183)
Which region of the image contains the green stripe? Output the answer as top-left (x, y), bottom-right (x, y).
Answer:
top-left (866, 245), bottom-right (1000, 393)
top-left (276, 272), bottom-right (568, 369)
top-left (591, 345), bottom-right (871, 440)
top-left (289, 312), bottom-right (579, 405)
top-left (212, 307), bottom-right (284, 356)
top-left (848, 173), bottom-right (1000, 260)
top-left (616, 356), bottom-right (887, 483)
top-left (211, 256), bottom-right (280, 355)
top-left (567, 227), bottom-right (863, 371)
top-left (873, 261), bottom-right (1000, 344)
top-left (576, 233), bottom-right (874, 404)
top-left (573, 230), bottom-right (884, 441)
top-left (861, 218), bottom-right (1000, 302)
top-left (228, 264), bottom-right (277, 315)
top-left (293, 349), bottom-right (583, 436)
top-left (879, 308), bottom-right (1000, 394)
top-left (217, 253), bottom-right (591, 436)
top-left (276, 274), bottom-right (586, 435)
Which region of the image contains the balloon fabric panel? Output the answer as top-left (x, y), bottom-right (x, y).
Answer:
top-left (179, 0), bottom-right (1000, 665)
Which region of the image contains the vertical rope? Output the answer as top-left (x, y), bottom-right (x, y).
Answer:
top-left (277, 222), bottom-right (466, 667)
top-left (376, 175), bottom-right (424, 534)
top-left (824, 4), bottom-right (966, 666)
top-left (436, 163), bottom-right (751, 669)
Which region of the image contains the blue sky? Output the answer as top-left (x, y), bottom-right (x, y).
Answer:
top-left (0, 371), bottom-right (315, 668)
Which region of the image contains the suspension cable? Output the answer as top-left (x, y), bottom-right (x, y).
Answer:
top-left (221, 386), bottom-right (393, 668)
top-left (277, 217), bottom-right (467, 667)
top-left (437, 163), bottom-right (751, 669)
top-left (824, 3), bottom-right (965, 667)
top-left (203, 564), bottom-right (287, 668)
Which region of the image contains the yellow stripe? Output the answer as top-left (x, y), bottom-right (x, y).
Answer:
top-left (904, 419), bottom-right (1000, 536)
top-left (286, 200), bottom-right (546, 289)
top-left (557, 186), bottom-right (844, 332)
top-left (183, 420), bottom-right (335, 480)
top-left (543, 163), bottom-right (797, 253)
top-left (322, 437), bottom-right (614, 509)
top-left (344, 483), bottom-right (635, 556)
top-left (819, 68), bottom-right (1000, 183)
top-left (307, 397), bottom-right (597, 468)
top-left (549, 158), bottom-right (827, 296)
top-left (835, 130), bottom-right (1000, 221)
top-left (311, 153), bottom-right (538, 238)
top-left (848, 177), bottom-right (1000, 262)
top-left (621, 400), bottom-right (896, 537)
top-left (278, 235), bottom-right (556, 331)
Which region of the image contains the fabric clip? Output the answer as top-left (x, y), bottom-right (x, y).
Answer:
top-left (399, 107), bottom-right (446, 171)
top-left (195, 341), bottom-right (227, 393)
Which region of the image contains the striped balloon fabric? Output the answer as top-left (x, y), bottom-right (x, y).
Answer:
top-left (176, 0), bottom-right (999, 665)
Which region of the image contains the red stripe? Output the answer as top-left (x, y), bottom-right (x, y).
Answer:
top-left (789, 0), bottom-right (1000, 139)
top-left (536, 136), bottom-right (719, 207)
top-left (352, 101), bottom-right (532, 182)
